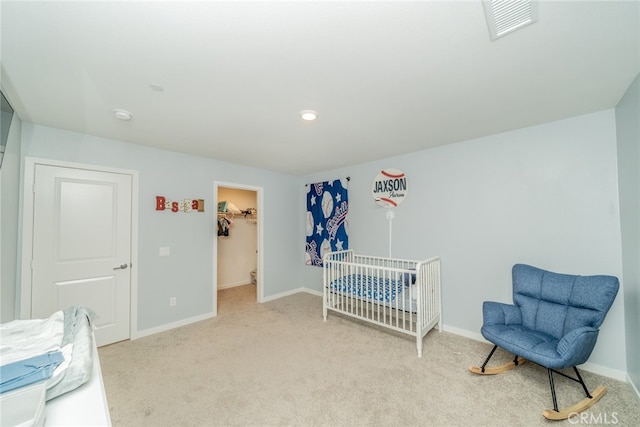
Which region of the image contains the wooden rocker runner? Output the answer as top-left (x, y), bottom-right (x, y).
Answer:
top-left (469, 264), bottom-right (619, 420)
top-left (468, 345), bottom-right (525, 375)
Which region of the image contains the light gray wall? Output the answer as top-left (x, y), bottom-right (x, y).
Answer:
top-left (615, 72), bottom-right (640, 391)
top-left (303, 110), bottom-right (626, 375)
top-left (19, 124), bottom-right (301, 331)
top-left (0, 105), bottom-right (21, 322)
top-left (6, 107), bottom-right (631, 378)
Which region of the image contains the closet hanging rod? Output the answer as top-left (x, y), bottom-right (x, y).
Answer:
top-left (218, 210), bottom-right (257, 217)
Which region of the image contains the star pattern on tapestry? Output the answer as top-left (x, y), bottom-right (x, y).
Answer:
top-left (305, 178), bottom-right (349, 267)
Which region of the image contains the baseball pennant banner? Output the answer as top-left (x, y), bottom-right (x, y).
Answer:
top-left (305, 178), bottom-right (349, 267)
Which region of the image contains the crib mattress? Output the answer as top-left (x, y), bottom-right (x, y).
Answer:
top-left (328, 274), bottom-right (417, 312)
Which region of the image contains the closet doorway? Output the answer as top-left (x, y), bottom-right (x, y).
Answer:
top-left (213, 181), bottom-right (263, 315)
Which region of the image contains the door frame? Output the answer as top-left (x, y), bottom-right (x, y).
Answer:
top-left (20, 157), bottom-right (139, 341)
top-left (213, 181), bottom-right (264, 316)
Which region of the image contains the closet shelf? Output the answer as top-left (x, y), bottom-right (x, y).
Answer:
top-left (218, 209), bottom-right (257, 223)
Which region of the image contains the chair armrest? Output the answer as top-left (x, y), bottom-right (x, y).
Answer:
top-left (557, 327), bottom-right (599, 365)
top-left (483, 301), bottom-right (522, 326)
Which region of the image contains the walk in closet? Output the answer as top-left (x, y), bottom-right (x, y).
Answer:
top-left (217, 187), bottom-right (258, 290)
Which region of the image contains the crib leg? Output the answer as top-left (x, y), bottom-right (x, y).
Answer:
top-left (417, 336), bottom-right (423, 357)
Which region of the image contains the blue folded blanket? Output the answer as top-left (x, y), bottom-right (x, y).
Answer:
top-left (0, 351), bottom-right (64, 393)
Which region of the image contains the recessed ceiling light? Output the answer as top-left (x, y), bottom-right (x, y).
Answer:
top-left (149, 83), bottom-right (164, 92)
top-left (300, 110), bottom-right (318, 121)
top-left (113, 109), bottom-right (133, 121)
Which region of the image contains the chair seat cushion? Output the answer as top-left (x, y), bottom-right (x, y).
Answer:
top-left (481, 324), bottom-right (567, 369)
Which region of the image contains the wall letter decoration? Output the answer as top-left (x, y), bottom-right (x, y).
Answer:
top-left (155, 196), bottom-right (205, 213)
top-left (156, 196), bottom-right (166, 211)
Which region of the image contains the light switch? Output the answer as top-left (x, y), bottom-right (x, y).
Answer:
top-left (159, 247), bottom-right (170, 256)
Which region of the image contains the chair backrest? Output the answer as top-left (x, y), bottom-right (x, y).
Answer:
top-left (512, 264), bottom-right (619, 340)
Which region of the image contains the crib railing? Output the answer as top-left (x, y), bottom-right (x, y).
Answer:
top-left (323, 250), bottom-right (441, 356)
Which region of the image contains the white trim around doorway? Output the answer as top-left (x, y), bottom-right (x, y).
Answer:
top-left (213, 181), bottom-right (264, 317)
top-left (20, 157), bottom-right (139, 341)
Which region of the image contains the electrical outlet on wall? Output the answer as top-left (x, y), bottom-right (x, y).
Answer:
top-left (169, 297), bottom-right (176, 307)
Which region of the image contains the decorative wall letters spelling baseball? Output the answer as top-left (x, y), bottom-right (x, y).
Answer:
top-left (372, 168), bottom-right (408, 208)
top-left (155, 196), bottom-right (205, 213)
top-left (305, 178), bottom-right (349, 267)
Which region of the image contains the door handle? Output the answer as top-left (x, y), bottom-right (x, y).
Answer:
top-left (113, 263), bottom-right (129, 270)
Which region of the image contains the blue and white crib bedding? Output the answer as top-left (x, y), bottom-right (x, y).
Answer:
top-left (329, 274), bottom-right (418, 312)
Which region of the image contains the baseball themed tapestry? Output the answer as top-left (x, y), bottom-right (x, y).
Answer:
top-left (305, 178), bottom-right (349, 267)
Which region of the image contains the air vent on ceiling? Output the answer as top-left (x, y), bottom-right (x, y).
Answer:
top-left (482, 0), bottom-right (538, 40)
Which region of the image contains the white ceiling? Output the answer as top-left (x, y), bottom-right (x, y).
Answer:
top-left (1, 1), bottom-right (639, 175)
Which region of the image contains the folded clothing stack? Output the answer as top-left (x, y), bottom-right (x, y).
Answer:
top-left (0, 351), bottom-right (64, 394)
top-left (0, 306), bottom-right (96, 400)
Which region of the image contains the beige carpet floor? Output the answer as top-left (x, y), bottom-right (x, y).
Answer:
top-left (98, 284), bottom-right (640, 426)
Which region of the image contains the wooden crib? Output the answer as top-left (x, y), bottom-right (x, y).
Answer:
top-left (323, 250), bottom-right (442, 356)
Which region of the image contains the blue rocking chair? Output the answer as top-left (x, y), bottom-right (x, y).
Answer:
top-left (469, 264), bottom-right (619, 420)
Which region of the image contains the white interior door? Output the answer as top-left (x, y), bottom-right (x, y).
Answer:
top-left (31, 164), bottom-right (132, 346)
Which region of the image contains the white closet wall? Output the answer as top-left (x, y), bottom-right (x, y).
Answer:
top-left (217, 187), bottom-right (257, 289)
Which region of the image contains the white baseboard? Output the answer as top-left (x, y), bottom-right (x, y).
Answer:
top-left (443, 324), bottom-right (484, 342)
top-left (628, 374), bottom-right (640, 403)
top-left (580, 361), bottom-right (627, 382)
top-left (261, 287), bottom-right (308, 302)
top-left (301, 288), bottom-right (323, 297)
top-left (132, 311), bottom-right (215, 340)
top-left (217, 280), bottom-right (250, 290)
top-left (132, 288), bottom-right (310, 340)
